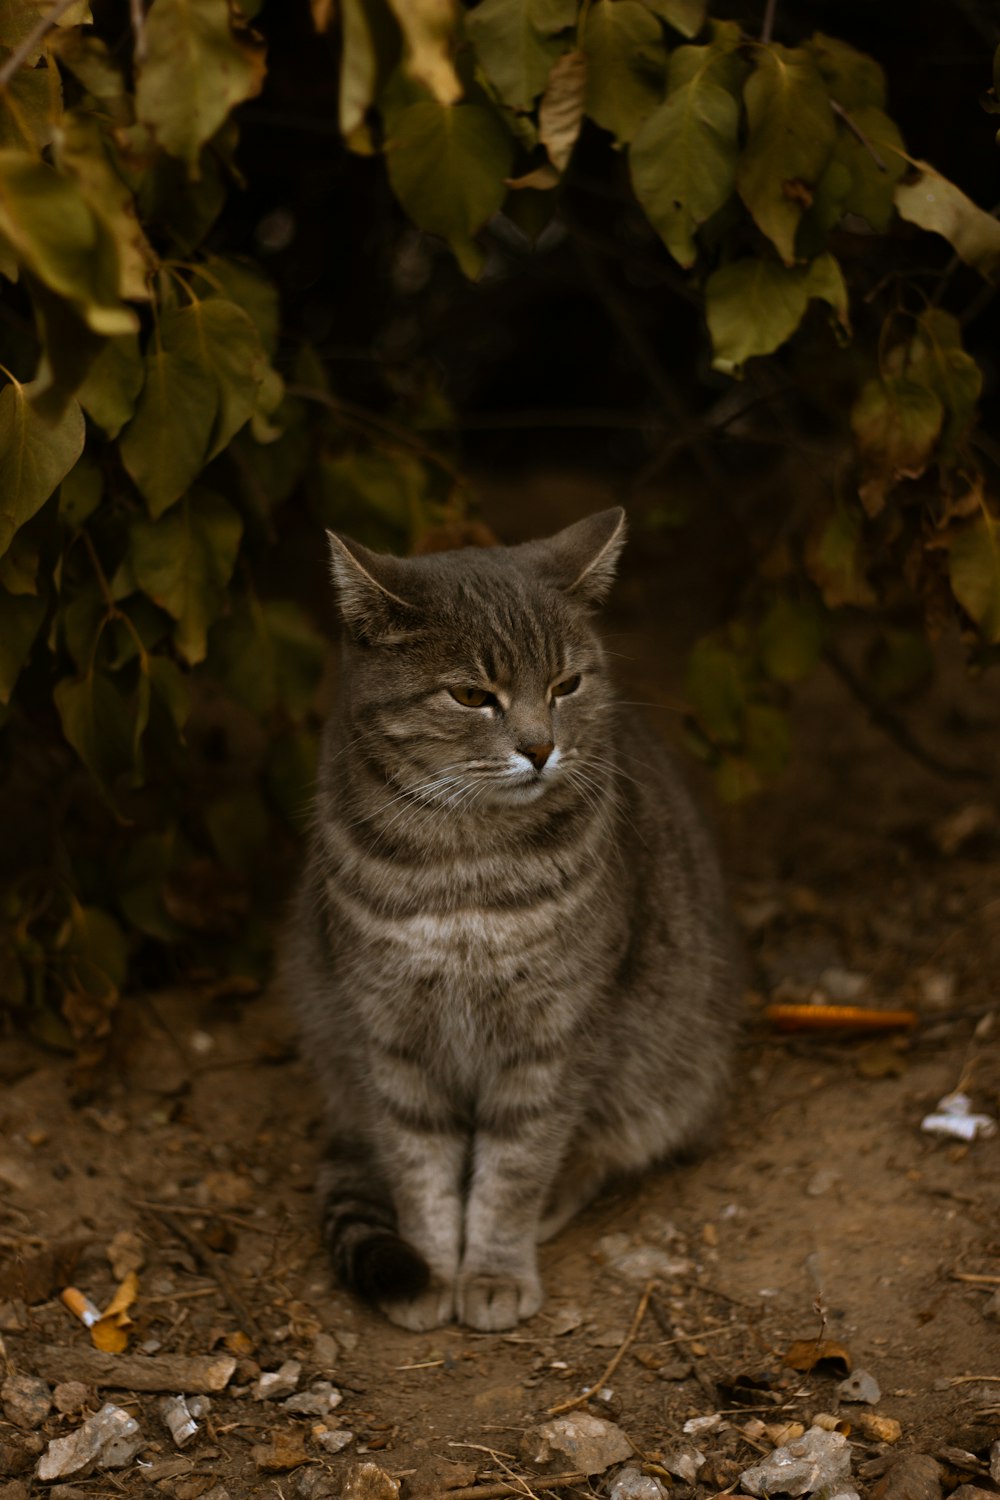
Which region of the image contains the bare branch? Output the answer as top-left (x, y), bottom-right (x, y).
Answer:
top-left (0, 0), bottom-right (80, 90)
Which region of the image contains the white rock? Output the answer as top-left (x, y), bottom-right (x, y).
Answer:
top-left (253, 1360), bottom-right (302, 1400)
top-left (282, 1382), bottom-right (342, 1416)
top-left (837, 1370), bottom-right (881, 1405)
top-left (608, 1463), bottom-right (668, 1500)
top-left (662, 1444), bottom-right (705, 1482)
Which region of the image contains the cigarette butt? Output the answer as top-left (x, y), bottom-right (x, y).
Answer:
top-left (61, 1286), bottom-right (102, 1328)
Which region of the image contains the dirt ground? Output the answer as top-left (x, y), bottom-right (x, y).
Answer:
top-left (1, 477), bottom-right (999, 1499)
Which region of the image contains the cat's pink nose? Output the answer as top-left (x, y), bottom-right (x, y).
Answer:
top-left (521, 742), bottom-right (554, 771)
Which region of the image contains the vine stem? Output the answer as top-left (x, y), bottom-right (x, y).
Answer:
top-left (130, 0), bottom-right (147, 64)
top-left (760, 0), bottom-right (778, 44)
top-left (0, 0), bottom-right (80, 89)
top-left (285, 383), bottom-right (469, 490)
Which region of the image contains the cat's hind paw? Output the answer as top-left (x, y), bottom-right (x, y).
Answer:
top-left (456, 1270), bottom-right (543, 1331)
top-left (379, 1277), bottom-right (455, 1331)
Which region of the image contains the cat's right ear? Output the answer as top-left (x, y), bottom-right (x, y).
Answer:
top-left (326, 532), bottom-right (420, 645)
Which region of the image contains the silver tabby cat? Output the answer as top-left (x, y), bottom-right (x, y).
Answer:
top-left (282, 508), bottom-right (741, 1333)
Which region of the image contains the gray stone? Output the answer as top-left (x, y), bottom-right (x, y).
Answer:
top-left (531, 1413), bottom-right (633, 1474)
top-left (36, 1404), bottom-right (143, 1481)
top-left (252, 1359), bottom-right (301, 1400)
top-left (662, 1444), bottom-right (705, 1482)
top-left (741, 1426), bottom-right (853, 1498)
top-left (52, 1383), bottom-right (89, 1415)
top-left (317, 1428), bottom-right (354, 1454)
top-left (837, 1369), bottom-right (881, 1405)
top-left (1, 1374), bottom-right (51, 1429)
top-left (281, 1381), bottom-right (342, 1416)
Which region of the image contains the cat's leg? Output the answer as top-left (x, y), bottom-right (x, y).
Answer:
top-left (456, 1070), bottom-right (578, 1331)
top-left (374, 1125), bottom-right (466, 1331)
top-left (364, 1042), bottom-right (469, 1331)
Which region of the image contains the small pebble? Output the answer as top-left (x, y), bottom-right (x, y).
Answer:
top-left (317, 1428), bottom-right (354, 1453)
top-left (53, 1384), bottom-right (90, 1416)
top-left (253, 1360), bottom-right (301, 1400)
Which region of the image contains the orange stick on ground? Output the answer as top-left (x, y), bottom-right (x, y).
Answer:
top-left (764, 1003), bottom-right (918, 1032)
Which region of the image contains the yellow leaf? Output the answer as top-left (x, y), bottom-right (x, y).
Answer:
top-left (539, 50), bottom-right (586, 173)
top-left (385, 0), bottom-right (461, 105)
top-left (91, 1270), bottom-right (139, 1353)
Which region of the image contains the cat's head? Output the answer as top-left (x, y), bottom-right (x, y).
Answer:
top-left (326, 510), bottom-right (625, 810)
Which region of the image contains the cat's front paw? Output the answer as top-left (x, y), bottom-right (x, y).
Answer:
top-left (378, 1276), bottom-right (455, 1331)
top-left (456, 1270), bottom-right (543, 1331)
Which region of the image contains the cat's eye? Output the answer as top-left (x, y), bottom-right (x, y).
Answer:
top-left (449, 686), bottom-right (497, 708)
top-left (551, 674), bottom-right (581, 699)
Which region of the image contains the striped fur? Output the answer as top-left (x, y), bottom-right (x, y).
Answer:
top-left (280, 509), bottom-right (742, 1331)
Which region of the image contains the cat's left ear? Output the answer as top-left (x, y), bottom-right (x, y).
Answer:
top-left (532, 508), bottom-right (627, 606)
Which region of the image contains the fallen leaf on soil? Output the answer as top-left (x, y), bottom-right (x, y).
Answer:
top-left (91, 1271), bottom-right (139, 1353)
top-left (341, 1461), bottom-right (401, 1500)
top-left (765, 1003), bottom-right (917, 1032)
top-left (856, 1412), bottom-right (902, 1443)
top-left (783, 1339), bottom-right (852, 1375)
top-left (251, 1427), bottom-right (309, 1472)
top-left (106, 1229), bottom-right (145, 1279)
top-left (0, 1241), bottom-right (86, 1304)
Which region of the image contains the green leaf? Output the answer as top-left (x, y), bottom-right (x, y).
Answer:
top-left (313, 447), bottom-right (428, 547)
top-left (686, 637), bottom-right (745, 746)
top-left (62, 902), bottom-right (128, 1003)
top-left (149, 655), bottom-right (191, 732)
top-left (906, 310), bottom-right (982, 464)
top-left (0, 529), bottom-right (38, 595)
top-left (54, 111), bottom-right (155, 302)
top-left (163, 298), bottom-right (267, 460)
top-left (715, 755), bottom-right (762, 803)
top-left (895, 161), bottom-right (1000, 280)
top-left (0, 62), bottom-right (59, 153)
top-left (949, 512), bottom-right (1000, 643)
top-left (199, 255), bottom-right (281, 356)
top-left (630, 37), bottom-right (743, 267)
top-left (0, 378), bottom-right (85, 558)
top-left (129, 490), bottom-right (243, 665)
top-left (0, 153), bottom-right (137, 335)
top-left (583, 0), bottom-right (667, 146)
top-left (76, 332), bottom-right (144, 439)
top-left (705, 252), bottom-right (849, 376)
top-left (743, 702), bottom-right (790, 775)
top-left (206, 791), bottom-right (270, 878)
top-left (759, 596), bottom-right (826, 684)
top-left (638, 0), bottom-right (706, 38)
top-left (805, 505), bottom-right (875, 609)
top-left (0, 588), bottom-right (46, 704)
top-left (136, 0), bottom-right (266, 172)
top-left (119, 321), bottom-right (219, 517)
top-left (208, 596), bottom-right (324, 717)
top-left (737, 45), bottom-right (837, 264)
top-left (851, 375), bottom-right (943, 516)
top-left (833, 105), bottom-right (905, 233)
top-left (466, 0), bottom-right (576, 113)
top-left (386, 101), bottom-right (514, 277)
top-left (49, 31), bottom-right (127, 109)
top-left (54, 670), bottom-right (136, 788)
top-left (804, 33), bottom-right (886, 109)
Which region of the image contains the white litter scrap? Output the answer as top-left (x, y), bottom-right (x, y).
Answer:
top-left (37, 1402), bottom-right (143, 1480)
top-left (920, 1091), bottom-right (997, 1143)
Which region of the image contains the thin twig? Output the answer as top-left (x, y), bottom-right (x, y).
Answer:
top-left (130, 0), bottom-right (147, 64)
top-left (434, 1474), bottom-right (589, 1500)
top-left (829, 100), bottom-right (887, 171)
top-left (952, 1272), bottom-right (1000, 1285)
top-left (760, 0), bottom-right (778, 44)
top-left (0, 0), bottom-right (79, 89)
top-left (285, 384), bottom-right (468, 491)
top-left (547, 1279), bottom-right (656, 1416)
top-left (823, 642), bottom-right (990, 785)
top-left (143, 1206), bottom-right (262, 1344)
